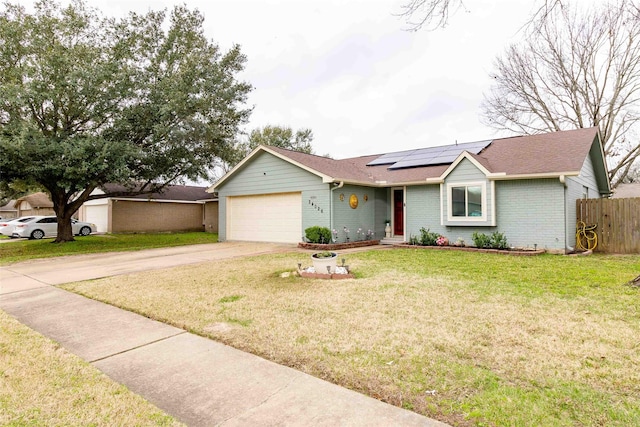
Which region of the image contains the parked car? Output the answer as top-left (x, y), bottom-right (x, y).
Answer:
top-left (0, 217), bottom-right (35, 237)
top-left (12, 216), bottom-right (96, 239)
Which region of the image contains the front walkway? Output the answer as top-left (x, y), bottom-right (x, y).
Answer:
top-left (1, 242), bottom-right (447, 427)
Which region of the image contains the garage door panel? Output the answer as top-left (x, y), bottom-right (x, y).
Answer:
top-left (227, 193), bottom-right (301, 243)
top-left (85, 205), bottom-right (108, 233)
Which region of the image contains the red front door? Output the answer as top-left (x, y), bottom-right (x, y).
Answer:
top-left (393, 189), bottom-right (403, 236)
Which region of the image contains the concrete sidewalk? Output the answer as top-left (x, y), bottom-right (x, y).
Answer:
top-left (1, 242), bottom-right (447, 426)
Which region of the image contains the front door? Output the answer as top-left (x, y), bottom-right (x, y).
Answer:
top-left (393, 189), bottom-right (403, 236)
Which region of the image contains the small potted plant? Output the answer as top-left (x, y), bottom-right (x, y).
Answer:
top-left (311, 251), bottom-right (338, 273)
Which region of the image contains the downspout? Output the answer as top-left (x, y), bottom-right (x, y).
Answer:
top-left (201, 200), bottom-right (207, 232)
top-left (559, 175), bottom-right (570, 252)
top-left (330, 181), bottom-right (344, 233)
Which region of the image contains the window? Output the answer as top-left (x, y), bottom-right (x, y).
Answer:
top-left (447, 182), bottom-right (486, 221)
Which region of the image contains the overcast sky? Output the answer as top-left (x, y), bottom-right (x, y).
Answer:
top-left (31, 0), bottom-right (594, 159)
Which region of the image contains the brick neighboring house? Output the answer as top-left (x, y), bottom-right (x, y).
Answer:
top-left (210, 127), bottom-right (610, 252)
top-left (78, 184), bottom-right (218, 233)
top-left (14, 192), bottom-right (55, 217)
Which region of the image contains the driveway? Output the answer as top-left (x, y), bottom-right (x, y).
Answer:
top-left (0, 241), bottom-right (294, 292)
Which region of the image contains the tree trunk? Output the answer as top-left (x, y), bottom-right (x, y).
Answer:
top-left (54, 212), bottom-right (75, 243)
top-left (48, 185), bottom-right (96, 243)
top-left (50, 189), bottom-right (76, 243)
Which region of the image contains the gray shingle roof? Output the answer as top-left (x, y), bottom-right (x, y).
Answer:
top-left (102, 184), bottom-right (216, 201)
top-left (266, 127), bottom-right (600, 185)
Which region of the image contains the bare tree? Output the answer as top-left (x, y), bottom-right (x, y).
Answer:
top-left (398, 0), bottom-right (563, 31)
top-left (481, 0), bottom-right (640, 187)
top-left (398, 0), bottom-right (466, 31)
top-left (621, 163), bottom-right (640, 183)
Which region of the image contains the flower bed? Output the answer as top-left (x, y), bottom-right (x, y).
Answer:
top-left (298, 240), bottom-right (380, 251)
top-left (394, 243), bottom-right (545, 256)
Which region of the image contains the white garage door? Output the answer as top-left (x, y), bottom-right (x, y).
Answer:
top-left (85, 204), bottom-right (108, 233)
top-left (227, 192), bottom-right (302, 243)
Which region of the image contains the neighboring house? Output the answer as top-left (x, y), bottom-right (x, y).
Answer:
top-left (0, 200), bottom-right (18, 219)
top-left (15, 192), bottom-right (55, 217)
top-left (210, 127), bottom-right (610, 252)
top-left (611, 183), bottom-right (640, 198)
top-left (78, 184), bottom-right (218, 233)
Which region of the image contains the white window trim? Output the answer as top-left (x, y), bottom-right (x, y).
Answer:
top-left (446, 181), bottom-right (487, 222)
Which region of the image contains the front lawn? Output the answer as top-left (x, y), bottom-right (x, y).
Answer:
top-left (0, 232), bottom-right (218, 265)
top-left (62, 249), bottom-right (640, 426)
top-left (0, 310), bottom-right (182, 426)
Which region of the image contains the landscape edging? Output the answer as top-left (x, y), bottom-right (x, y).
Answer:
top-left (394, 243), bottom-right (546, 256)
top-left (298, 240), bottom-right (380, 251)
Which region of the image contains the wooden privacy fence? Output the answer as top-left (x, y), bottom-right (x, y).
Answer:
top-left (576, 198), bottom-right (640, 254)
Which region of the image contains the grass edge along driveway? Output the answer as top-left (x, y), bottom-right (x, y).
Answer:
top-left (0, 232), bottom-right (219, 265)
top-left (62, 249), bottom-right (640, 427)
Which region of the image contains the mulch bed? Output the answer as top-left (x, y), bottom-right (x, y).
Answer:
top-left (394, 243), bottom-right (546, 256)
top-left (298, 240), bottom-right (380, 251)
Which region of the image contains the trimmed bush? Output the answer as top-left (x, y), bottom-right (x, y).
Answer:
top-left (419, 227), bottom-right (439, 246)
top-left (472, 231), bottom-right (492, 249)
top-left (490, 231), bottom-right (509, 249)
top-left (472, 231), bottom-right (509, 249)
top-left (305, 226), bottom-right (332, 244)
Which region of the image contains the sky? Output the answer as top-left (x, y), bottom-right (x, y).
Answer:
top-left (22, 0), bottom-right (590, 159)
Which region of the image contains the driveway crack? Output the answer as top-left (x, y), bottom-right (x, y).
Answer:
top-left (217, 375), bottom-right (299, 425)
top-left (88, 331), bottom-right (187, 363)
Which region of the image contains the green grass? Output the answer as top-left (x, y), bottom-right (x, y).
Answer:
top-left (0, 232), bottom-right (218, 265)
top-left (62, 248), bottom-right (640, 427)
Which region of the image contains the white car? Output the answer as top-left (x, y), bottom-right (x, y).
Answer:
top-left (12, 216), bottom-right (96, 240)
top-left (0, 217), bottom-right (35, 237)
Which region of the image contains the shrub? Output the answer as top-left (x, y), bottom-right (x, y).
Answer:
top-left (472, 231), bottom-right (509, 249)
top-left (419, 227), bottom-right (439, 246)
top-left (472, 231), bottom-right (492, 249)
top-left (305, 226), bottom-right (332, 244)
top-left (490, 231), bottom-right (509, 249)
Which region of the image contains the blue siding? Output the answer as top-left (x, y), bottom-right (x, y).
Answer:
top-left (374, 188), bottom-right (390, 238)
top-left (331, 185), bottom-right (377, 243)
top-left (493, 179), bottom-right (565, 251)
top-left (406, 178), bottom-right (567, 251)
top-left (216, 152), bottom-right (329, 241)
top-left (406, 185), bottom-right (443, 240)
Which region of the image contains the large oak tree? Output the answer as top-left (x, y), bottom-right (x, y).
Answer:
top-left (0, 0), bottom-right (251, 242)
top-left (481, 0), bottom-right (640, 187)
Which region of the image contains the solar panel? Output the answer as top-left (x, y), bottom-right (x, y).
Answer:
top-left (367, 149), bottom-right (418, 166)
top-left (366, 139), bottom-right (492, 169)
